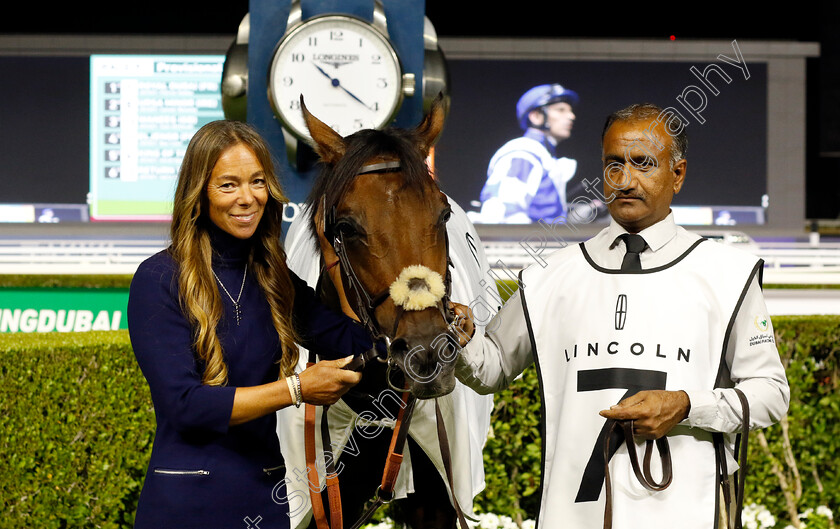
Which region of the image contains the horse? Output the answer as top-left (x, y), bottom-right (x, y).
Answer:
top-left (276, 96), bottom-right (495, 529)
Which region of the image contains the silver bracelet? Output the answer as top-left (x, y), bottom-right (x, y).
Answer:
top-left (293, 373), bottom-right (303, 408)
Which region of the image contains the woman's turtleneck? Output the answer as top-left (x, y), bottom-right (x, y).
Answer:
top-left (207, 221), bottom-right (253, 269)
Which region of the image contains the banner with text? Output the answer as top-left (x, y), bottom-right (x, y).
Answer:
top-left (0, 288), bottom-right (129, 333)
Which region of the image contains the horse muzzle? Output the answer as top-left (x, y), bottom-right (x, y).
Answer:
top-left (387, 323), bottom-right (459, 399)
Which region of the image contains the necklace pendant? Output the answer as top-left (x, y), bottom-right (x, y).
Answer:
top-left (212, 266), bottom-right (247, 326)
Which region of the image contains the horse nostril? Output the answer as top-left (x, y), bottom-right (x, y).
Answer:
top-left (407, 277), bottom-right (429, 291)
top-left (390, 338), bottom-right (409, 356)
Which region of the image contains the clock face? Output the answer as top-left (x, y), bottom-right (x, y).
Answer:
top-left (268, 15), bottom-right (404, 140)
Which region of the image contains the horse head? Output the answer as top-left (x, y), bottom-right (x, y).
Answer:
top-left (301, 94), bottom-right (460, 400)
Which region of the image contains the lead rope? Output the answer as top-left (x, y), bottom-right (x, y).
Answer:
top-left (603, 388), bottom-right (750, 529)
top-left (602, 420), bottom-right (673, 529)
top-left (305, 357), bottom-right (343, 529)
top-left (348, 394), bottom-right (416, 529)
top-left (731, 389), bottom-right (750, 529)
top-left (714, 388), bottom-right (751, 529)
top-left (435, 399), bottom-right (472, 529)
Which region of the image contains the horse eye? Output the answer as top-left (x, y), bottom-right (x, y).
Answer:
top-left (439, 208), bottom-right (452, 224)
top-left (335, 220), bottom-right (360, 238)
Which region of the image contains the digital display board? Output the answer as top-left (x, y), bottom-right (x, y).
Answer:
top-left (89, 55), bottom-right (225, 221)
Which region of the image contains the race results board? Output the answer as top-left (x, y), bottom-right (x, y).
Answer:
top-left (89, 55), bottom-right (225, 221)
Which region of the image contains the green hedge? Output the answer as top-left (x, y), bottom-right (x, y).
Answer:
top-left (744, 316), bottom-right (840, 526)
top-left (0, 275), bottom-right (133, 289)
top-left (2, 318), bottom-right (839, 528)
top-left (0, 331), bottom-right (152, 529)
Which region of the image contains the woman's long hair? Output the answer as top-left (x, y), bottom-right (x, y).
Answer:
top-left (170, 120), bottom-right (299, 385)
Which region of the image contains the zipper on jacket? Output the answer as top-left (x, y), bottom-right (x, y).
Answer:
top-left (154, 468), bottom-right (210, 476)
top-left (263, 464), bottom-right (285, 475)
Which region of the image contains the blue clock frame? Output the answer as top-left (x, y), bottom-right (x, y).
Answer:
top-left (246, 0), bottom-right (426, 209)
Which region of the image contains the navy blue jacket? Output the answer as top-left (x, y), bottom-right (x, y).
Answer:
top-left (128, 227), bottom-right (371, 528)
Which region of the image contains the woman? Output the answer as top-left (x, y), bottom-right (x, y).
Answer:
top-left (127, 120), bottom-right (368, 528)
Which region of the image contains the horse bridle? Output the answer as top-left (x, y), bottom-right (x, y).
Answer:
top-left (306, 159), bottom-right (471, 529)
top-left (323, 160), bottom-right (457, 389)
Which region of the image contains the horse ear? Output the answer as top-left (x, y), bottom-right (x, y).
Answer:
top-left (416, 92), bottom-right (446, 157)
top-left (301, 95), bottom-right (347, 164)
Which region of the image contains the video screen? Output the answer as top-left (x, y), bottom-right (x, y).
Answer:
top-left (434, 58), bottom-right (768, 226)
top-left (0, 55), bottom-right (89, 219)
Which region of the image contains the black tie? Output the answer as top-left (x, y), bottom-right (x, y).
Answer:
top-left (619, 234), bottom-right (646, 272)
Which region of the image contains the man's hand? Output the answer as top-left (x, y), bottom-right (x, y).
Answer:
top-left (599, 390), bottom-right (690, 439)
top-left (448, 302), bottom-right (475, 347)
top-left (298, 356), bottom-right (363, 405)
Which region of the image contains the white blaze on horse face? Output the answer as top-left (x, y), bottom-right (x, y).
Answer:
top-left (389, 265), bottom-right (445, 311)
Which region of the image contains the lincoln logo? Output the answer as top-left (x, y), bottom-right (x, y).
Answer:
top-left (615, 294), bottom-right (628, 330)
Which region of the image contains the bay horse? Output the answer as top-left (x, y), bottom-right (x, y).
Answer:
top-left (303, 96), bottom-right (459, 400)
top-left (276, 96), bottom-right (494, 529)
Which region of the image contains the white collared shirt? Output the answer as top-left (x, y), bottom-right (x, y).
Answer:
top-left (585, 212), bottom-right (697, 269)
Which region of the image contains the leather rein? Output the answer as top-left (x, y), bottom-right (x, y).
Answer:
top-left (305, 160), bottom-right (469, 529)
top-left (602, 388), bottom-right (750, 529)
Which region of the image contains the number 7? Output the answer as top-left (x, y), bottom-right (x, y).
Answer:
top-left (574, 368), bottom-right (668, 502)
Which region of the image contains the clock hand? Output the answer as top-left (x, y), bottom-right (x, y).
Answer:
top-left (312, 62), bottom-right (372, 111)
top-left (313, 62), bottom-right (337, 82)
top-left (339, 84), bottom-right (373, 110)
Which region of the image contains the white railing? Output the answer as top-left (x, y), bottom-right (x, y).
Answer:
top-left (754, 246), bottom-right (840, 285)
top-left (1, 238), bottom-right (840, 284)
top-left (760, 249), bottom-right (840, 268)
top-left (482, 241), bottom-right (840, 285)
top-left (0, 239), bottom-right (167, 275)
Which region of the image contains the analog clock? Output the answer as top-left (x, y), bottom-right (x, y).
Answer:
top-left (268, 13), bottom-right (413, 141)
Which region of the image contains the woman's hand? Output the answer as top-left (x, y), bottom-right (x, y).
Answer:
top-left (230, 356), bottom-right (361, 425)
top-left (299, 356), bottom-right (363, 405)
